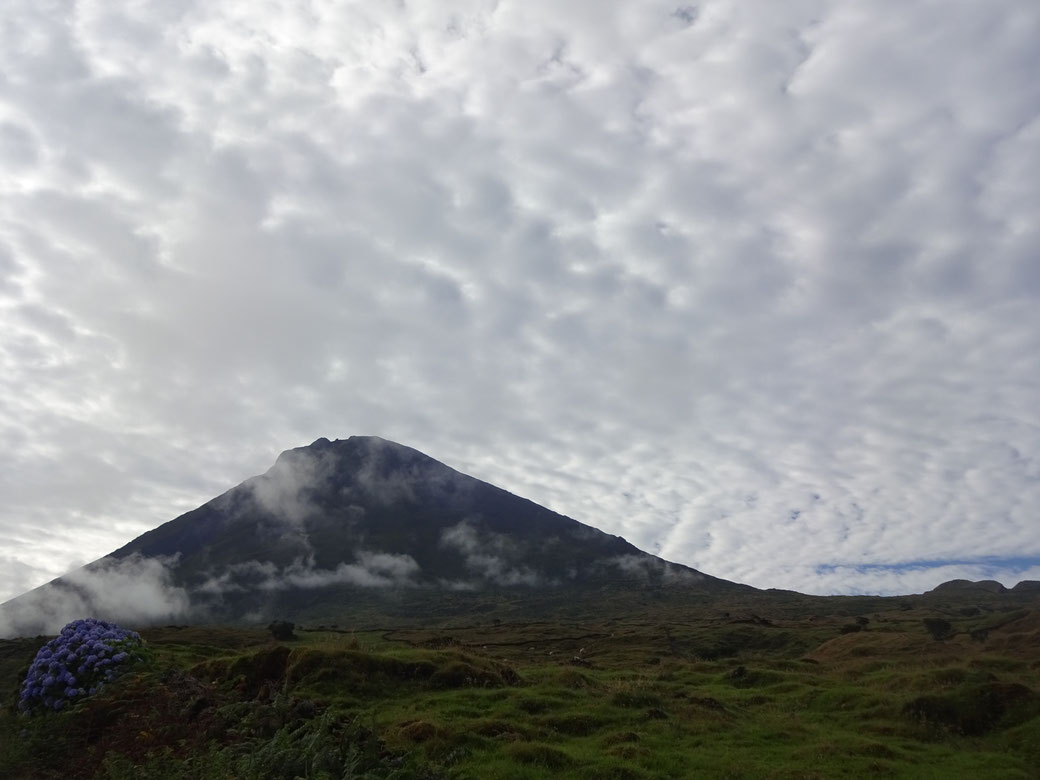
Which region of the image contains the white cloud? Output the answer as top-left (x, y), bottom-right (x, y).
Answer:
top-left (605, 554), bottom-right (705, 585)
top-left (197, 551), bottom-right (420, 595)
top-left (1, 0), bottom-right (1039, 603)
top-left (0, 554), bottom-right (189, 638)
top-left (248, 444), bottom-right (339, 525)
top-left (440, 521), bottom-right (542, 586)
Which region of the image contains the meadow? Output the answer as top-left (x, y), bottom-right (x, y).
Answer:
top-left (1, 588), bottom-right (1038, 778)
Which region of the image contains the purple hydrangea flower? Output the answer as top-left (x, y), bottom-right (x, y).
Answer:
top-left (19, 617), bottom-right (144, 715)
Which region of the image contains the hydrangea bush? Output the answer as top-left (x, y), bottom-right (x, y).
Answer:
top-left (19, 618), bottom-right (143, 714)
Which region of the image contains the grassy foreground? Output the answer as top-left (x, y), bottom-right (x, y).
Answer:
top-left (1, 592), bottom-right (1039, 778)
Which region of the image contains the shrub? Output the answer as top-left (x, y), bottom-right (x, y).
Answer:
top-left (428, 659), bottom-right (518, 689)
top-left (903, 682), bottom-right (1040, 735)
top-left (611, 690), bottom-right (662, 709)
top-left (922, 617), bottom-right (953, 640)
top-left (18, 618), bottom-right (143, 715)
top-left (267, 620), bottom-right (296, 641)
top-left (507, 742), bottom-right (574, 769)
top-left (396, 719), bottom-right (448, 742)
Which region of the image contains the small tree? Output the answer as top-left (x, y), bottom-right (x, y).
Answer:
top-left (267, 620), bottom-right (296, 641)
top-left (922, 617), bottom-right (952, 640)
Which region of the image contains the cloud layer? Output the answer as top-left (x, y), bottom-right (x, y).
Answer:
top-left (440, 520), bottom-right (542, 587)
top-left (2, 0), bottom-right (1039, 601)
top-left (0, 554), bottom-right (190, 638)
top-left (197, 551), bottom-right (421, 595)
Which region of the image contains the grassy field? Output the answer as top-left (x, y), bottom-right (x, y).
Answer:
top-left (1, 590), bottom-right (1038, 778)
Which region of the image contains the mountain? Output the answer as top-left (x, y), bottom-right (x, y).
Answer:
top-left (0, 437), bottom-right (747, 637)
top-left (929, 579), bottom-right (1008, 594)
top-left (928, 579), bottom-right (1040, 595)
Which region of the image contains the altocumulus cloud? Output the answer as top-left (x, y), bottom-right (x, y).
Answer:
top-left (1, 0), bottom-right (1039, 601)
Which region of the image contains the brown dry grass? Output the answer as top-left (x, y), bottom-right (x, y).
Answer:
top-left (804, 631), bottom-right (972, 665)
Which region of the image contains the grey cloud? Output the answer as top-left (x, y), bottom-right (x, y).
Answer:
top-left (0, 122), bottom-right (39, 171)
top-left (0, 0), bottom-right (1038, 601)
top-left (0, 556), bottom-right (40, 613)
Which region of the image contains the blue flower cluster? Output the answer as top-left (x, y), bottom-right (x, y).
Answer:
top-left (19, 618), bottom-right (142, 714)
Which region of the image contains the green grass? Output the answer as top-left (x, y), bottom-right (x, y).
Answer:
top-left (1, 593), bottom-right (1039, 778)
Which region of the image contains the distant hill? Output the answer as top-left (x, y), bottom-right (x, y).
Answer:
top-left (929, 579), bottom-right (1040, 595)
top-left (0, 437), bottom-right (747, 636)
top-left (930, 579), bottom-right (1009, 594)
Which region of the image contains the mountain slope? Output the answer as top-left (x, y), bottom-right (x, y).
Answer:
top-left (0, 436), bottom-right (747, 637)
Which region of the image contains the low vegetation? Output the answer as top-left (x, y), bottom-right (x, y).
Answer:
top-left (1, 590), bottom-right (1039, 778)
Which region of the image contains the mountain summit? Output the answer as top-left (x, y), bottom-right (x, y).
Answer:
top-left (1, 437), bottom-right (745, 636)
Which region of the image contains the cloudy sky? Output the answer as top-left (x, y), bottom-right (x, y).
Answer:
top-left (1, 0), bottom-right (1039, 603)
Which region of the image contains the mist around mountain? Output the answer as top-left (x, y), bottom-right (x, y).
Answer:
top-left (0, 437), bottom-right (743, 638)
